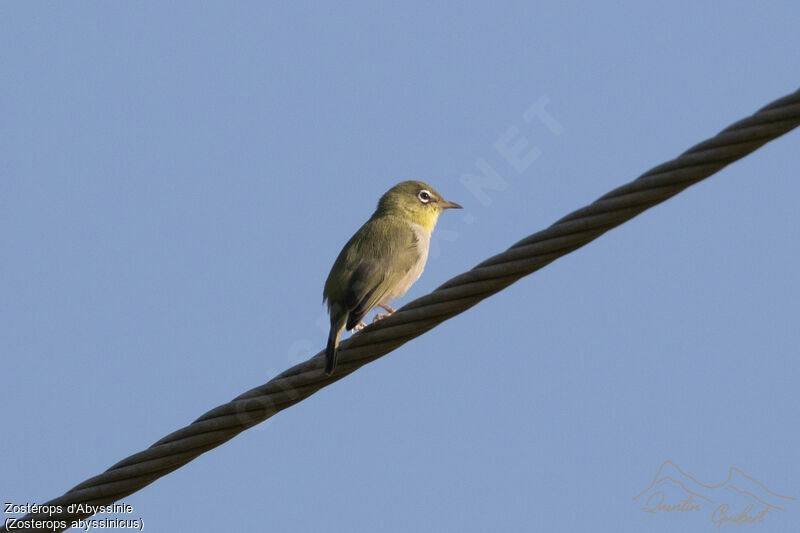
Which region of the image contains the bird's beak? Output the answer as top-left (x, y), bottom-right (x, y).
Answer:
top-left (439, 199), bottom-right (463, 210)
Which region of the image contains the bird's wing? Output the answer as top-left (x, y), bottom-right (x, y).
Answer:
top-left (343, 217), bottom-right (419, 330)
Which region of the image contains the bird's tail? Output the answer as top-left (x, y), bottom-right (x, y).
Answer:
top-left (325, 318), bottom-right (346, 375)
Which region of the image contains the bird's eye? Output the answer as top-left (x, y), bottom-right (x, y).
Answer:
top-left (418, 190), bottom-right (432, 203)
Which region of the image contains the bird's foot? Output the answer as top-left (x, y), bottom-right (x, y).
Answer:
top-left (372, 313), bottom-right (390, 323)
top-left (372, 303), bottom-right (396, 323)
top-left (378, 303), bottom-right (396, 314)
top-left (352, 321), bottom-right (368, 332)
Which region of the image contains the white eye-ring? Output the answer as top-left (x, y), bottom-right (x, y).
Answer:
top-left (418, 190), bottom-right (432, 203)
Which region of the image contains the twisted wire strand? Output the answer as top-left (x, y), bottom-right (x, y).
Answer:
top-left (5, 88), bottom-right (799, 533)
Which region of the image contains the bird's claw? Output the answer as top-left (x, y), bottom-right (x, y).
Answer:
top-left (352, 321), bottom-right (368, 332)
top-left (372, 303), bottom-right (397, 324)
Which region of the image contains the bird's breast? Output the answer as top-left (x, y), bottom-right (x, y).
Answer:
top-left (386, 222), bottom-right (430, 301)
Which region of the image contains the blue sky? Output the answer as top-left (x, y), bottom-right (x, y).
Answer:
top-left (2, 2), bottom-right (798, 532)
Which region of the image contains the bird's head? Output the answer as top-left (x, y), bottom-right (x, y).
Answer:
top-left (375, 180), bottom-right (462, 233)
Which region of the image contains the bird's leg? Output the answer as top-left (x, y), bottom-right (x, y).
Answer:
top-left (372, 303), bottom-right (397, 323)
top-left (352, 321), bottom-right (368, 332)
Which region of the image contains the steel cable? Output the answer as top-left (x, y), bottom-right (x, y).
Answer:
top-left (4, 88), bottom-right (799, 533)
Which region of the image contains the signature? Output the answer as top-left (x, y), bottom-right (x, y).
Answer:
top-left (711, 504), bottom-right (770, 530)
top-left (634, 460), bottom-right (794, 529)
top-left (642, 492), bottom-right (701, 514)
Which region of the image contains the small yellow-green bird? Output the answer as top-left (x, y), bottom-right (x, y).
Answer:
top-left (323, 180), bottom-right (462, 375)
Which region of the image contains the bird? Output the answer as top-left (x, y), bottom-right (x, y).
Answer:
top-left (322, 180), bottom-right (462, 375)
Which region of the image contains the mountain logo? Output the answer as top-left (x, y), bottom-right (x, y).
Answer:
top-left (633, 460), bottom-right (794, 528)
